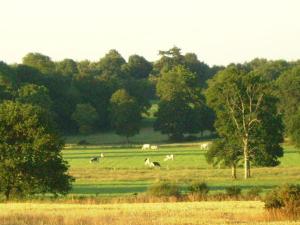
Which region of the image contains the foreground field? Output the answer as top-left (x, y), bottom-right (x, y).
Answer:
top-left (63, 144), bottom-right (300, 196)
top-left (1, 201), bottom-right (299, 225)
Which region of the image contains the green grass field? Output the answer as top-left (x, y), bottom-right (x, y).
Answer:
top-left (63, 140), bottom-right (300, 197)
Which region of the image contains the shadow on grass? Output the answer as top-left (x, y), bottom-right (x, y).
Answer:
top-left (72, 183), bottom-right (148, 195)
top-left (72, 182), bottom-right (279, 196)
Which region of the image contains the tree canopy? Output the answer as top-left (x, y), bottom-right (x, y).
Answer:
top-left (110, 89), bottom-right (142, 142)
top-left (277, 65), bottom-right (300, 146)
top-left (206, 64), bottom-right (284, 178)
top-left (154, 65), bottom-right (210, 140)
top-left (0, 101), bottom-right (73, 200)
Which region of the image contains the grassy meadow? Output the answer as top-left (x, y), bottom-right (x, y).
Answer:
top-left (61, 128), bottom-right (300, 197)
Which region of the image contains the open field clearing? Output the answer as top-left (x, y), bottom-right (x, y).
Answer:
top-left (0, 201), bottom-right (299, 225)
top-left (62, 144), bottom-right (300, 196)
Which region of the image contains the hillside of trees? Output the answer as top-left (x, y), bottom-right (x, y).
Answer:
top-left (0, 47), bottom-right (299, 147)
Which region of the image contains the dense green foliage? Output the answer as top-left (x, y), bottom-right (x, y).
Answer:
top-left (277, 65), bottom-right (300, 146)
top-left (16, 84), bottom-right (52, 110)
top-left (154, 65), bottom-right (212, 140)
top-left (206, 64), bottom-right (284, 178)
top-left (0, 101), bottom-right (73, 200)
top-left (110, 89), bottom-right (142, 142)
top-left (72, 103), bottom-right (99, 134)
top-left (0, 47), bottom-right (219, 139)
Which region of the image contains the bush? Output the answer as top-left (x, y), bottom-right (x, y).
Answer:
top-left (265, 189), bottom-right (283, 209)
top-left (246, 187), bottom-right (262, 198)
top-left (147, 182), bottom-right (181, 197)
top-left (77, 140), bottom-right (89, 146)
top-left (225, 186), bottom-right (241, 197)
top-left (188, 182), bottom-right (209, 196)
top-left (264, 184), bottom-right (300, 215)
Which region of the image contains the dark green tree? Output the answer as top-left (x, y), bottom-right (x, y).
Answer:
top-left (16, 84), bottom-right (52, 110)
top-left (154, 65), bottom-right (207, 140)
top-left (0, 61), bottom-right (16, 101)
top-left (22, 53), bottom-right (56, 75)
top-left (124, 55), bottom-right (152, 79)
top-left (14, 64), bottom-right (44, 85)
top-left (206, 139), bottom-right (242, 179)
top-left (277, 65), bottom-right (300, 145)
top-left (97, 49), bottom-right (126, 78)
top-left (289, 109), bottom-right (300, 147)
top-left (71, 103), bottom-right (99, 134)
top-left (44, 74), bottom-right (77, 132)
top-left (154, 99), bottom-right (195, 140)
top-left (72, 75), bottom-right (112, 129)
top-left (120, 78), bottom-right (152, 113)
top-left (154, 46), bottom-right (185, 73)
top-left (153, 47), bottom-right (215, 87)
top-left (0, 101), bottom-right (73, 200)
top-left (110, 89), bottom-right (141, 142)
top-left (206, 64), bottom-right (284, 179)
top-left (55, 59), bottom-right (79, 77)
top-left (184, 53), bottom-right (210, 86)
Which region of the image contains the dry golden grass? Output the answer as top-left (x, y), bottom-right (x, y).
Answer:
top-left (0, 201), bottom-right (299, 225)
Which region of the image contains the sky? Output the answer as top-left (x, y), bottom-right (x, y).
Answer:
top-left (1, 0), bottom-right (300, 66)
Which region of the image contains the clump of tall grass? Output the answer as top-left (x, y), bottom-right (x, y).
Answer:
top-left (264, 184), bottom-right (300, 219)
top-left (225, 186), bottom-right (242, 198)
top-left (147, 181), bottom-right (181, 198)
top-left (187, 182), bottom-right (209, 201)
top-left (244, 187), bottom-right (262, 200)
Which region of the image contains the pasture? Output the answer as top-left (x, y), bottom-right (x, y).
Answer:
top-left (1, 201), bottom-right (300, 225)
top-left (63, 140), bottom-right (300, 197)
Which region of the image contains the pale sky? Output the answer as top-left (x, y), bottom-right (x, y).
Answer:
top-left (1, 0), bottom-right (299, 66)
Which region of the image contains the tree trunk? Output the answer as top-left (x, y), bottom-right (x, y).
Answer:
top-left (231, 164), bottom-right (237, 179)
top-left (126, 136), bottom-right (129, 144)
top-left (243, 138), bottom-right (250, 179)
top-left (247, 161), bottom-right (251, 178)
top-left (5, 186), bottom-right (11, 201)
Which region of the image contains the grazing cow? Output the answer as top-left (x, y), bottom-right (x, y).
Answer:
top-left (144, 158), bottom-right (151, 166)
top-left (144, 158), bottom-right (161, 168)
top-left (150, 145), bottom-right (159, 150)
top-left (164, 154), bottom-right (174, 161)
top-left (90, 157), bottom-right (99, 163)
top-left (200, 143), bottom-right (209, 150)
top-left (142, 144), bottom-right (150, 150)
top-left (151, 161), bottom-right (161, 168)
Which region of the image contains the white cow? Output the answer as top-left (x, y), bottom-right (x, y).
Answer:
top-left (164, 154), bottom-right (174, 161)
top-left (200, 143), bottom-right (209, 150)
top-left (150, 145), bottom-right (159, 150)
top-left (141, 144), bottom-right (150, 150)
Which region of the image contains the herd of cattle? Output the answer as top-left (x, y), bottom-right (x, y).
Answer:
top-left (89, 143), bottom-right (210, 168)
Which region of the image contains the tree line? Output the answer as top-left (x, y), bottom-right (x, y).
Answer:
top-left (0, 47), bottom-right (221, 139)
top-left (0, 48), bottom-right (299, 147)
